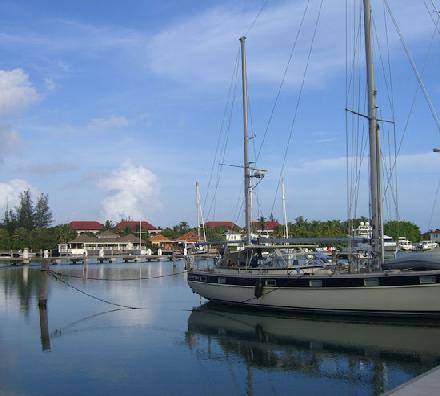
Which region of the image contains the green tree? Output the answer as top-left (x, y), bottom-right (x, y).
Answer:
top-left (11, 227), bottom-right (30, 250)
top-left (0, 229), bottom-right (11, 250)
top-left (17, 190), bottom-right (34, 230)
top-left (34, 193), bottom-right (53, 228)
top-left (104, 220), bottom-right (114, 230)
top-left (3, 207), bottom-right (18, 234)
top-left (384, 221), bottom-right (421, 243)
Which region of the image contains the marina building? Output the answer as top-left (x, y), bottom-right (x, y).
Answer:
top-left (430, 229), bottom-right (440, 243)
top-left (69, 221), bottom-right (103, 235)
top-left (58, 230), bottom-right (146, 255)
top-left (115, 220), bottom-right (161, 235)
top-left (205, 221), bottom-right (240, 231)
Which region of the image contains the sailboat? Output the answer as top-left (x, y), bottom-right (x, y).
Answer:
top-left (187, 1), bottom-right (440, 316)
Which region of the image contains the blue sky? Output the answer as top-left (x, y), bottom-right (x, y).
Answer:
top-left (0, 0), bottom-right (439, 230)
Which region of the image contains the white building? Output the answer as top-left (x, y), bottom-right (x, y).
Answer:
top-left (430, 229), bottom-right (440, 243)
top-left (58, 231), bottom-right (146, 255)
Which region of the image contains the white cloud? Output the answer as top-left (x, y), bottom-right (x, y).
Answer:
top-left (98, 162), bottom-right (159, 220)
top-left (145, 0), bottom-right (433, 89)
top-left (0, 126), bottom-right (20, 161)
top-left (0, 69), bottom-right (39, 114)
top-left (44, 77), bottom-right (57, 92)
top-left (0, 179), bottom-right (38, 212)
top-left (88, 115), bottom-right (129, 130)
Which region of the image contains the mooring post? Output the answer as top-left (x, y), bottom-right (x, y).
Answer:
top-left (83, 251), bottom-right (88, 280)
top-left (38, 260), bottom-right (51, 351)
top-left (38, 300), bottom-right (51, 351)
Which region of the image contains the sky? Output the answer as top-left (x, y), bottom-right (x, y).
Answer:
top-left (0, 0), bottom-right (439, 230)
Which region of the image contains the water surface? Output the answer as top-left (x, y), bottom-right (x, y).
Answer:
top-left (1, 260), bottom-right (439, 395)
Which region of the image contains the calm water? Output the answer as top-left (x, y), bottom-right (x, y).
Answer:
top-left (1, 260), bottom-right (440, 396)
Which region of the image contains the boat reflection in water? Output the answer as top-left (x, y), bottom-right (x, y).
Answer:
top-left (186, 303), bottom-right (440, 394)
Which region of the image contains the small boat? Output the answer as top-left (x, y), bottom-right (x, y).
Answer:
top-left (398, 237), bottom-right (414, 251)
top-left (417, 240), bottom-right (438, 251)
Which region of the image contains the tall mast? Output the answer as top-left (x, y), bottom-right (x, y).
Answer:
top-left (281, 178), bottom-right (289, 239)
top-left (363, 0), bottom-right (384, 267)
top-left (240, 36), bottom-right (252, 245)
top-left (196, 181), bottom-right (201, 241)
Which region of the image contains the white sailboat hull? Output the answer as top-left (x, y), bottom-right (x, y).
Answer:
top-left (188, 280), bottom-right (440, 315)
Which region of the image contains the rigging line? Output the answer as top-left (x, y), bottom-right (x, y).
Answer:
top-left (244, 0), bottom-right (270, 36)
top-left (206, 57), bottom-right (241, 220)
top-left (49, 269), bottom-right (187, 282)
top-left (203, 49), bottom-right (240, 211)
top-left (49, 271), bottom-right (144, 310)
top-left (382, 10), bottom-right (440, 199)
top-left (383, 4), bottom-right (400, 223)
top-left (428, 177), bottom-right (440, 230)
top-left (270, 0), bottom-right (325, 215)
top-left (254, 0), bottom-right (312, 165)
top-left (383, 0), bottom-right (440, 136)
top-left (425, 0), bottom-right (440, 36)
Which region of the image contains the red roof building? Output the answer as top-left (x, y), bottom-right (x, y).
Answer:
top-left (115, 220), bottom-right (159, 234)
top-left (177, 231), bottom-right (200, 244)
top-left (69, 221), bottom-right (103, 234)
top-left (205, 221), bottom-right (240, 231)
top-left (251, 221), bottom-right (280, 232)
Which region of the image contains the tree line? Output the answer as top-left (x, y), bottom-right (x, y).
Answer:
top-left (0, 190), bottom-right (425, 251)
top-left (0, 190), bottom-right (76, 251)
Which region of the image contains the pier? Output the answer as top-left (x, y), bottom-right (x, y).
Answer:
top-left (0, 254), bottom-right (180, 265)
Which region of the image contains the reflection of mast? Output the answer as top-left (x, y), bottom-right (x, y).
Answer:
top-left (246, 364), bottom-right (253, 396)
top-left (38, 262), bottom-right (51, 351)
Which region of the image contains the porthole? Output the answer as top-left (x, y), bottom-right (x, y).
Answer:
top-left (309, 279), bottom-right (322, 288)
top-left (265, 279), bottom-right (277, 287)
top-left (420, 276), bottom-right (436, 285)
top-left (364, 278), bottom-right (379, 287)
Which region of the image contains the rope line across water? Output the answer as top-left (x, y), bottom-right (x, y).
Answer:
top-left (49, 271), bottom-right (145, 310)
top-left (49, 269), bottom-right (188, 282)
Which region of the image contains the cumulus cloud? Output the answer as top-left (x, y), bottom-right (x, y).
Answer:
top-left (0, 69), bottom-right (39, 114)
top-left (0, 179), bottom-right (38, 212)
top-left (98, 162), bottom-right (159, 220)
top-left (88, 115), bottom-right (129, 130)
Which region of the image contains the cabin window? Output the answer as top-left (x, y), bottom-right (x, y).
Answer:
top-left (420, 276), bottom-right (436, 284)
top-left (309, 280), bottom-right (322, 287)
top-left (199, 276), bottom-right (207, 282)
top-left (218, 277), bottom-right (226, 284)
top-left (364, 278), bottom-right (379, 287)
top-left (265, 279), bottom-right (277, 287)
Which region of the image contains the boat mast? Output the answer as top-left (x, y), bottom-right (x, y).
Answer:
top-left (195, 181), bottom-right (206, 242)
top-left (363, 0), bottom-right (384, 268)
top-left (281, 178), bottom-right (289, 239)
top-left (196, 181), bottom-right (201, 241)
top-left (240, 36), bottom-right (252, 245)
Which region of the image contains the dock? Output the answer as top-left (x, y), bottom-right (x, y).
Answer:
top-left (0, 254), bottom-right (181, 265)
top-left (387, 365), bottom-right (440, 395)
